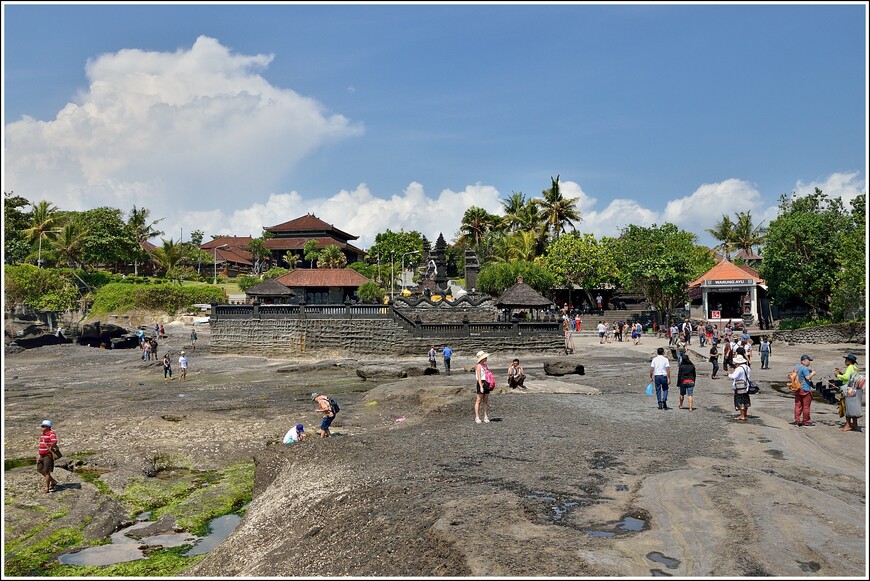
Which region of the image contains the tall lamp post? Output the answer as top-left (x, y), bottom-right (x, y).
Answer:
top-left (213, 244), bottom-right (229, 284)
top-left (400, 250), bottom-right (420, 293)
top-left (390, 251), bottom-right (396, 301)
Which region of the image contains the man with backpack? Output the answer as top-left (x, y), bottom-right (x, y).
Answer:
top-left (793, 355), bottom-right (817, 427)
top-left (312, 392), bottom-right (339, 438)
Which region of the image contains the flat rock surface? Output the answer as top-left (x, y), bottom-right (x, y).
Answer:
top-left (3, 322), bottom-right (866, 576)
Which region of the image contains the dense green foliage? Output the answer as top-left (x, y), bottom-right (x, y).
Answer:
top-left (90, 283), bottom-right (225, 315)
top-left (4, 192), bottom-right (32, 264)
top-left (543, 232), bottom-right (617, 290)
top-left (4, 265), bottom-right (83, 311)
top-left (357, 281), bottom-right (385, 303)
top-left (610, 224), bottom-right (714, 314)
top-left (759, 189), bottom-right (865, 320)
top-left (476, 261), bottom-right (555, 296)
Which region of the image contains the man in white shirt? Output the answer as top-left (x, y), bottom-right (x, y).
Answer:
top-left (178, 351), bottom-right (189, 381)
top-left (597, 321), bottom-right (607, 344)
top-left (650, 347), bottom-right (671, 410)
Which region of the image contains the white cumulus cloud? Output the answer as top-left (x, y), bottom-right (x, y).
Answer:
top-left (4, 36), bottom-right (363, 215)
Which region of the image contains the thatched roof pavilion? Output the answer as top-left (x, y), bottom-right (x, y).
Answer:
top-left (244, 278), bottom-right (297, 304)
top-left (495, 276), bottom-right (554, 321)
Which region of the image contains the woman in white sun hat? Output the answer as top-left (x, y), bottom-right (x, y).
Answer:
top-left (474, 351), bottom-right (495, 424)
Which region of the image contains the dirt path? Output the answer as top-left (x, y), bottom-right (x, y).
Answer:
top-left (3, 324), bottom-right (866, 576)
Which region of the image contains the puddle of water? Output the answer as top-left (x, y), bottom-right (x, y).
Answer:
top-left (58, 522), bottom-right (173, 566)
top-left (618, 516), bottom-right (646, 532)
top-left (646, 551), bottom-right (680, 569)
top-left (797, 560), bottom-right (821, 572)
top-left (615, 484), bottom-right (629, 492)
top-left (583, 529), bottom-right (616, 537)
top-left (650, 569), bottom-right (673, 576)
top-left (184, 514), bottom-right (241, 556)
top-left (58, 511), bottom-right (241, 566)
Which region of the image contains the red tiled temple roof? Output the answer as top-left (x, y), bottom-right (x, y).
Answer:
top-left (275, 268), bottom-right (372, 287)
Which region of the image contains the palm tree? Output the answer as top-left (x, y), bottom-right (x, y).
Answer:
top-left (52, 222), bottom-right (87, 269)
top-left (508, 231), bottom-right (540, 263)
top-left (538, 175), bottom-right (581, 241)
top-left (487, 231), bottom-right (513, 263)
top-left (127, 206), bottom-right (164, 275)
top-left (318, 245), bottom-right (347, 269)
top-left (458, 206), bottom-right (498, 248)
top-left (705, 215), bottom-right (735, 260)
top-left (501, 192), bottom-right (528, 231)
top-left (282, 251), bottom-right (301, 269)
top-left (731, 211), bottom-right (767, 257)
top-left (24, 200), bottom-right (59, 267)
top-left (150, 238), bottom-right (186, 280)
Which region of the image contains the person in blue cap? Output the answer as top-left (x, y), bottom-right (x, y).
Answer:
top-left (283, 423), bottom-right (306, 444)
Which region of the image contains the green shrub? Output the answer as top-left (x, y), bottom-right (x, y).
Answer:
top-left (357, 281), bottom-right (384, 303)
top-left (237, 274), bottom-right (262, 292)
top-left (90, 283), bottom-right (225, 315)
top-left (89, 283), bottom-right (139, 315)
top-left (262, 267), bottom-right (290, 280)
top-left (4, 265), bottom-right (82, 311)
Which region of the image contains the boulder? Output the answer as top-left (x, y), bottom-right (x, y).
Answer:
top-left (356, 365), bottom-right (408, 380)
top-left (543, 358), bottom-right (586, 376)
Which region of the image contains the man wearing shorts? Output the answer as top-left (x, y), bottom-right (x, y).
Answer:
top-left (312, 392), bottom-right (337, 438)
top-left (37, 420), bottom-right (59, 493)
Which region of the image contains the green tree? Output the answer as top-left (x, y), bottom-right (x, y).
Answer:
top-left (23, 200), bottom-right (60, 267)
top-left (303, 239), bottom-right (320, 267)
top-left (52, 222), bottom-right (87, 269)
top-left (476, 261), bottom-right (555, 297)
top-left (456, 207), bottom-right (501, 249)
top-left (357, 281), bottom-right (385, 303)
top-left (544, 232), bottom-right (617, 305)
top-left (830, 193), bottom-right (866, 320)
top-left (282, 250), bottom-right (301, 269)
top-left (611, 223), bottom-right (714, 316)
top-left (759, 188), bottom-right (858, 319)
top-left (72, 207), bottom-right (137, 269)
top-left (245, 237), bottom-right (270, 274)
top-left (4, 192), bottom-right (31, 265)
top-left (537, 175), bottom-right (581, 241)
top-left (318, 244), bottom-right (348, 269)
top-left (705, 215), bottom-right (735, 259)
top-left (731, 210), bottom-right (767, 256)
top-left (127, 206), bottom-right (164, 275)
top-left (150, 238), bottom-right (187, 284)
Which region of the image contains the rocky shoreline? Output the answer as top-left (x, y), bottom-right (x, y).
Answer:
top-left (3, 320), bottom-right (866, 576)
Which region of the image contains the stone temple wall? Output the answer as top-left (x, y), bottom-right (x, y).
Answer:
top-left (210, 318), bottom-right (565, 357)
top-left (771, 322), bottom-right (866, 345)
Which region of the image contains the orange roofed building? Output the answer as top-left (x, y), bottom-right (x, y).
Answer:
top-left (688, 259), bottom-right (769, 326)
top-left (275, 268), bottom-right (372, 304)
top-left (263, 214), bottom-right (366, 268)
top-left (201, 236), bottom-right (255, 277)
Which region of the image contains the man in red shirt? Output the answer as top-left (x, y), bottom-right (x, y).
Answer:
top-left (37, 419), bottom-right (59, 493)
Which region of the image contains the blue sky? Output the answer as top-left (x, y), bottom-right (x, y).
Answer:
top-left (2, 2), bottom-right (867, 250)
